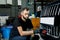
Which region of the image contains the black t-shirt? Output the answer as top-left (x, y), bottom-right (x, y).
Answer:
top-left (10, 17), bottom-right (33, 38)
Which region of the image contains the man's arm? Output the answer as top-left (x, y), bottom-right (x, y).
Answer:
top-left (17, 26), bottom-right (34, 36)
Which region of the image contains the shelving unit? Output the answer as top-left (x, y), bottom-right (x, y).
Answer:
top-left (40, 1), bottom-right (60, 38)
top-left (0, 0), bottom-right (21, 17)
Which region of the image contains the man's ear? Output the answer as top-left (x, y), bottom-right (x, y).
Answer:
top-left (21, 11), bottom-right (23, 15)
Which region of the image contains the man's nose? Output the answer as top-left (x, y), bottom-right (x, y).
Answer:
top-left (26, 15), bottom-right (29, 17)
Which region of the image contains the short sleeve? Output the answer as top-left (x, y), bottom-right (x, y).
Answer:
top-left (13, 18), bottom-right (21, 27)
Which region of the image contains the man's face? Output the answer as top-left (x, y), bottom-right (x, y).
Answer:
top-left (22, 9), bottom-right (29, 19)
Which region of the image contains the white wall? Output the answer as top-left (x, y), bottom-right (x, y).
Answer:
top-left (0, 0), bottom-right (6, 4)
top-left (0, 0), bottom-right (12, 4)
top-left (18, 0), bottom-right (21, 5)
top-left (7, 0), bottom-right (12, 4)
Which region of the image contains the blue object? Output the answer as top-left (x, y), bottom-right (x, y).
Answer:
top-left (11, 36), bottom-right (27, 40)
top-left (1, 25), bottom-right (13, 39)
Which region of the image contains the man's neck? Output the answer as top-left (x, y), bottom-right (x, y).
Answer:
top-left (21, 16), bottom-right (26, 22)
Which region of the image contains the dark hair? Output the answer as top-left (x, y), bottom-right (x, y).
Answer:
top-left (21, 7), bottom-right (29, 12)
top-left (18, 7), bottom-right (29, 16)
top-left (6, 17), bottom-right (15, 25)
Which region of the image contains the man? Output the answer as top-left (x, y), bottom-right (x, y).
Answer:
top-left (9, 7), bottom-right (34, 40)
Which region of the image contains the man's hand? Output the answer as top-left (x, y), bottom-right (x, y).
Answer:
top-left (31, 33), bottom-right (34, 37)
top-left (31, 30), bottom-right (34, 37)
